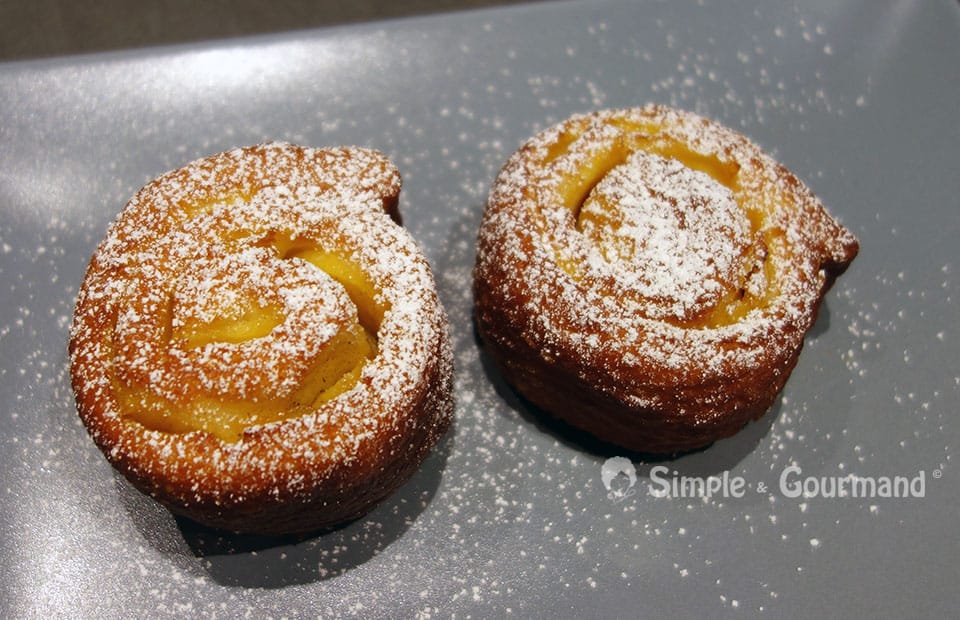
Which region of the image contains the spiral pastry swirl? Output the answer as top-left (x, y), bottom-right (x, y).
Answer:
top-left (70, 143), bottom-right (453, 534)
top-left (474, 106), bottom-right (858, 454)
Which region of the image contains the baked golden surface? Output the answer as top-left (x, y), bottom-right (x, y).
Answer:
top-left (70, 143), bottom-right (453, 534)
top-left (474, 105), bottom-right (858, 454)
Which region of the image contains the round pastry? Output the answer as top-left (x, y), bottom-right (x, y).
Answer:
top-left (70, 143), bottom-right (453, 535)
top-left (474, 105), bottom-right (858, 454)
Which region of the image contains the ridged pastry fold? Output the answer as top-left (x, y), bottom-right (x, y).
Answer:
top-left (70, 143), bottom-right (453, 534)
top-left (474, 106), bottom-right (858, 454)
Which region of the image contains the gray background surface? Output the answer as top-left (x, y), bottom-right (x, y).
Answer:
top-left (0, 0), bottom-right (540, 60)
top-left (2, 0), bottom-right (958, 617)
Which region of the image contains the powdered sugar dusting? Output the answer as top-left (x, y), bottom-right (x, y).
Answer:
top-left (475, 105), bottom-right (858, 436)
top-left (578, 149), bottom-right (750, 320)
top-left (3, 0), bottom-right (956, 616)
top-left (68, 142), bottom-right (454, 527)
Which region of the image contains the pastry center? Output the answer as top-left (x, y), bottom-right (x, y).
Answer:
top-left (538, 116), bottom-right (776, 327)
top-left (111, 205), bottom-right (385, 443)
top-left (578, 150), bottom-right (752, 321)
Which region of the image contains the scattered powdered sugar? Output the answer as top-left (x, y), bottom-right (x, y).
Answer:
top-left (476, 105), bottom-right (858, 412)
top-left (2, 0), bottom-right (955, 617)
top-left (578, 149), bottom-right (750, 320)
top-left (68, 142), bottom-right (453, 513)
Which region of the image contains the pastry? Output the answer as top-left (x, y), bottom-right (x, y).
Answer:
top-left (70, 143), bottom-right (453, 534)
top-left (474, 105), bottom-right (858, 454)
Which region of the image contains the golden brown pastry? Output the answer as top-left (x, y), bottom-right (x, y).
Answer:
top-left (474, 105), bottom-right (858, 454)
top-left (70, 143), bottom-right (453, 534)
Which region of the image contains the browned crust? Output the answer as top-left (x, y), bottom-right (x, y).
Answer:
top-left (473, 106), bottom-right (858, 454)
top-left (69, 143), bottom-right (453, 534)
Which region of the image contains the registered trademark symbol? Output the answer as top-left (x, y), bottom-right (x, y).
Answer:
top-left (933, 469), bottom-right (942, 479)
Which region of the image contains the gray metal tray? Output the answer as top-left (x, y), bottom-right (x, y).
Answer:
top-left (2, 0), bottom-right (958, 617)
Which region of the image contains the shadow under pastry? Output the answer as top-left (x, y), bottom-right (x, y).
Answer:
top-left (474, 299), bottom-right (849, 479)
top-left (115, 423), bottom-right (453, 588)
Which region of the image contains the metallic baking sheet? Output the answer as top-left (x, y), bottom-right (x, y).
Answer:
top-left (2, 0), bottom-right (958, 616)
